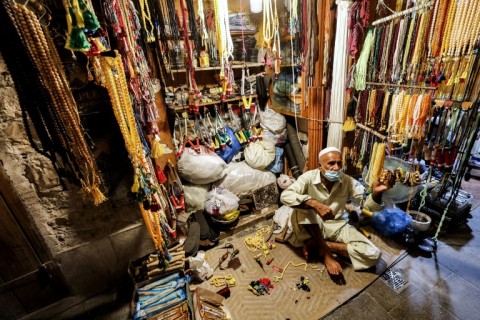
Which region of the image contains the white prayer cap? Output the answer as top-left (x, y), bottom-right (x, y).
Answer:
top-left (318, 146), bottom-right (341, 159)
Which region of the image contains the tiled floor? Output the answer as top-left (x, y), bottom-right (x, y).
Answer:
top-left (55, 177), bottom-right (480, 320)
top-left (324, 177), bottom-right (480, 320)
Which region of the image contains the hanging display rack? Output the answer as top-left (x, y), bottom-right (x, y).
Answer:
top-left (365, 82), bottom-right (438, 91)
top-left (355, 123), bottom-right (387, 140)
top-left (371, 0), bottom-right (434, 26)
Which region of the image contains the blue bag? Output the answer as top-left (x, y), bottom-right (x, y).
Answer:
top-left (218, 126), bottom-right (241, 164)
top-left (267, 147), bottom-right (284, 173)
top-left (371, 208), bottom-right (412, 237)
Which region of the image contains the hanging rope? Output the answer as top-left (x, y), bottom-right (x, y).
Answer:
top-left (327, 0), bottom-right (352, 149)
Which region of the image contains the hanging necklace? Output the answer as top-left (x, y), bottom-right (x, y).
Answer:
top-left (100, 52), bottom-right (170, 258)
top-left (354, 29), bottom-right (374, 90)
top-left (404, 94), bottom-right (419, 137)
top-left (400, 16), bottom-right (417, 82)
top-left (392, 18), bottom-right (407, 82)
top-left (379, 22), bottom-right (394, 82)
top-left (411, 12), bottom-right (430, 81)
top-left (272, 0), bottom-right (281, 76)
top-left (398, 93), bottom-right (411, 137)
top-left (440, 0), bottom-right (456, 57)
top-left (366, 89), bottom-right (377, 126)
top-left (13, 2), bottom-right (106, 204)
top-left (431, 0), bottom-right (449, 58)
top-left (262, 0), bottom-right (274, 49)
top-left (427, 0), bottom-right (439, 58)
top-left (139, 0), bottom-right (155, 42)
top-left (214, 0), bottom-right (233, 79)
top-left (197, 0), bottom-right (208, 48)
top-left (186, 0), bottom-right (202, 56)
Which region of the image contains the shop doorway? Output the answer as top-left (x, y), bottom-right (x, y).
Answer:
top-left (0, 165), bottom-right (68, 318)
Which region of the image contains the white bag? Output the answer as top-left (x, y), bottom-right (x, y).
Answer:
top-left (204, 187), bottom-right (240, 215)
top-left (215, 161), bottom-right (277, 196)
top-left (261, 128), bottom-right (288, 146)
top-left (277, 174), bottom-right (296, 189)
top-left (184, 183), bottom-right (210, 212)
top-left (259, 107), bottom-right (287, 134)
top-left (178, 146), bottom-right (227, 184)
top-left (244, 140), bottom-right (276, 170)
top-left (273, 205), bottom-right (293, 236)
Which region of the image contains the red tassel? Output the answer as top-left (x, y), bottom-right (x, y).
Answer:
top-left (156, 164), bottom-right (167, 184)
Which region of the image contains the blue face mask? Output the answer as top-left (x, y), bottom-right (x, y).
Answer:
top-left (322, 167), bottom-right (344, 182)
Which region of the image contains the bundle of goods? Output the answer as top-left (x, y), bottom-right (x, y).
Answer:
top-left (204, 187), bottom-right (240, 227)
top-left (129, 244), bottom-right (185, 285)
top-left (131, 272), bottom-right (190, 320)
top-left (192, 287), bottom-right (231, 319)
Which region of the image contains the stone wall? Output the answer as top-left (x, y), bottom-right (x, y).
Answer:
top-left (0, 54), bottom-right (154, 299)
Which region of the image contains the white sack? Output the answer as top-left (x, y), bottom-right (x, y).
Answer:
top-left (214, 161), bottom-right (276, 196)
top-left (184, 183), bottom-right (210, 212)
top-left (261, 128), bottom-right (287, 146)
top-left (259, 107), bottom-right (287, 134)
top-left (178, 146), bottom-right (227, 184)
top-left (244, 140), bottom-right (276, 170)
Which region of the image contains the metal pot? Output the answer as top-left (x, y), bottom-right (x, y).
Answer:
top-left (408, 211), bottom-right (432, 232)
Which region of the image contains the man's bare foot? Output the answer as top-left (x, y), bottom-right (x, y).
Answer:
top-left (326, 241), bottom-right (349, 258)
top-left (324, 254), bottom-right (342, 275)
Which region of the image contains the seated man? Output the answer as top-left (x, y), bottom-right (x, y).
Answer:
top-left (280, 147), bottom-right (392, 276)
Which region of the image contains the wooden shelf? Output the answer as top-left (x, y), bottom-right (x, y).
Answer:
top-left (230, 30), bottom-right (258, 36)
top-left (270, 107), bottom-right (303, 117)
top-left (171, 62), bottom-right (264, 73)
top-left (172, 95), bottom-right (257, 111)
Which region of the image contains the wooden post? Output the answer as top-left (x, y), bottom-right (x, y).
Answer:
top-left (307, 0), bottom-right (327, 170)
top-left (154, 92), bottom-right (177, 168)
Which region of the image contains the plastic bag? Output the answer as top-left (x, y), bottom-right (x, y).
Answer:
top-left (184, 183), bottom-right (210, 212)
top-left (259, 107), bottom-right (287, 134)
top-left (205, 187), bottom-right (240, 215)
top-left (218, 127), bottom-right (242, 164)
top-left (273, 206), bottom-right (293, 236)
top-left (178, 145), bottom-right (227, 184)
top-left (214, 161), bottom-right (277, 196)
top-left (244, 140), bottom-right (276, 170)
top-left (262, 128), bottom-right (288, 146)
top-left (277, 174), bottom-right (295, 189)
top-left (371, 208), bottom-right (412, 236)
top-left (267, 147), bottom-right (284, 174)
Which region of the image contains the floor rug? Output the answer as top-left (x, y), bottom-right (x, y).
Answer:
top-left (191, 222), bottom-right (406, 320)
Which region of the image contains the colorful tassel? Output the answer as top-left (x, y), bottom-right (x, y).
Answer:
top-left (90, 186), bottom-right (107, 205)
top-left (65, 7), bottom-right (90, 51)
top-left (71, 0), bottom-right (85, 28)
top-left (78, 0), bottom-right (100, 31)
top-left (131, 172), bottom-right (140, 193)
top-left (343, 117), bottom-right (356, 132)
top-left (155, 164), bottom-right (167, 184)
top-left (151, 135), bottom-right (165, 159)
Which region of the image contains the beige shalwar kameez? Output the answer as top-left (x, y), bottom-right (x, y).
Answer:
top-left (280, 169), bottom-right (384, 270)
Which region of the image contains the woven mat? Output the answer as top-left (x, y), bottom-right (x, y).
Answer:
top-left (191, 223), bottom-right (405, 320)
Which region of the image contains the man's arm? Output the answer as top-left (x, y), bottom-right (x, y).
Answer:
top-left (280, 171), bottom-right (335, 220)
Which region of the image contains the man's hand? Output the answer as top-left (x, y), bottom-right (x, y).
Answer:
top-left (305, 199), bottom-right (335, 221)
top-left (371, 178), bottom-right (394, 203)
